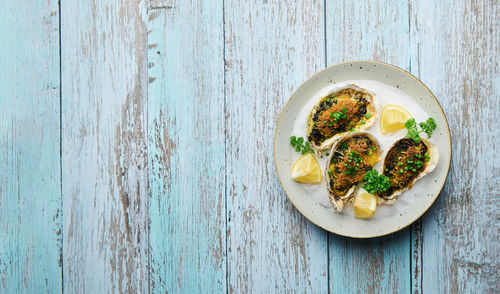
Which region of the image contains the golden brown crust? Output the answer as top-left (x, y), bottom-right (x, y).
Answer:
top-left (325, 132), bottom-right (381, 211)
top-left (306, 84), bottom-right (377, 153)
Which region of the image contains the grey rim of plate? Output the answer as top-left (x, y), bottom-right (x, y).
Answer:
top-left (273, 61), bottom-right (451, 238)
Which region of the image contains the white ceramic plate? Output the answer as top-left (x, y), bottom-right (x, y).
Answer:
top-left (273, 61), bottom-right (451, 238)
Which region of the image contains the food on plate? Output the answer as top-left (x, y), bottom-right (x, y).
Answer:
top-left (362, 169), bottom-right (391, 195)
top-left (377, 137), bottom-right (439, 203)
top-left (291, 153), bottom-right (321, 184)
top-left (325, 132), bottom-right (381, 211)
top-left (353, 192), bottom-right (377, 219)
top-left (306, 84), bottom-right (377, 153)
top-left (404, 117), bottom-right (437, 143)
top-left (380, 104), bottom-right (412, 134)
top-left (289, 136), bottom-right (315, 154)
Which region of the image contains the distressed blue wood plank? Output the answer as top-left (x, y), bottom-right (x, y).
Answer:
top-left (61, 1), bottom-right (149, 292)
top-left (326, 1), bottom-right (412, 293)
top-left (147, 2), bottom-right (226, 293)
top-left (410, 1), bottom-right (500, 293)
top-left (0, 0), bottom-right (62, 292)
top-left (224, 1), bottom-right (328, 292)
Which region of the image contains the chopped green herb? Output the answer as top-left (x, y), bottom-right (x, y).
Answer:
top-left (400, 169), bottom-right (404, 173)
top-left (351, 128), bottom-right (355, 131)
top-left (371, 146), bottom-right (377, 151)
top-left (385, 168), bottom-right (389, 172)
top-left (331, 93), bottom-right (336, 98)
top-left (398, 162), bottom-right (403, 166)
top-left (365, 113), bottom-right (372, 119)
top-left (363, 170), bottom-right (391, 194)
top-left (332, 110), bottom-right (347, 122)
top-left (326, 153), bottom-right (330, 156)
top-left (398, 157), bottom-right (402, 160)
top-left (327, 169), bottom-right (332, 175)
top-left (339, 142), bottom-right (348, 149)
top-left (327, 98), bottom-right (331, 103)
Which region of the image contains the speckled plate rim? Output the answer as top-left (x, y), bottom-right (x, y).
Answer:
top-left (273, 60), bottom-right (451, 238)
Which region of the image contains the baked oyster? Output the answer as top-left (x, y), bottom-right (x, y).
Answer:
top-left (377, 137), bottom-right (439, 203)
top-left (325, 132), bottom-right (382, 211)
top-left (307, 84), bottom-right (377, 153)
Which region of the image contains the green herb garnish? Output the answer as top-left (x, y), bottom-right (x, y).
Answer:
top-left (332, 107), bottom-right (348, 122)
top-left (405, 118), bottom-right (437, 143)
top-left (365, 113), bottom-right (372, 119)
top-left (290, 136), bottom-right (315, 154)
top-left (363, 169), bottom-right (391, 194)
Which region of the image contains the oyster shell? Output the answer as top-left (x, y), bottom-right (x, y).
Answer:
top-left (307, 84), bottom-right (378, 153)
top-left (377, 137), bottom-right (439, 203)
top-left (325, 132), bottom-right (382, 211)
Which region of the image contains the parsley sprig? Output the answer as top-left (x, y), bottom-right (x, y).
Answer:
top-left (290, 136), bottom-right (315, 154)
top-left (405, 118), bottom-right (437, 143)
top-left (363, 169), bottom-right (391, 194)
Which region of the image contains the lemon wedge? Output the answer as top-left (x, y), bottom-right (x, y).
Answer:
top-left (380, 104), bottom-right (412, 134)
top-left (291, 153), bottom-right (321, 184)
top-left (353, 193), bottom-right (377, 219)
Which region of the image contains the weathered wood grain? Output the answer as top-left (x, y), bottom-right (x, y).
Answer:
top-left (410, 1), bottom-right (500, 293)
top-left (0, 1), bottom-right (62, 292)
top-left (224, 1), bottom-right (328, 292)
top-left (149, 0), bottom-right (174, 10)
top-left (61, 1), bottom-right (148, 292)
top-left (326, 1), bottom-right (412, 293)
top-left (147, 2), bottom-right (226, 293)
top-left (1, 0), bottom-right (499, 292)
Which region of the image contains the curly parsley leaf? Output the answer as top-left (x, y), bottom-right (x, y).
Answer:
top-left (420, 117), bottom-right (437, 138)
top-left (363, 169), bottom-right (391, 194)
top-left (405, 117), bottom-right (437, 143)
top-left (290, 136), bottom-right (315, 155)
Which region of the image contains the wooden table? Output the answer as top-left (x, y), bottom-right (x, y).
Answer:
top-left (1, 0), bottom-right (498, 293)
